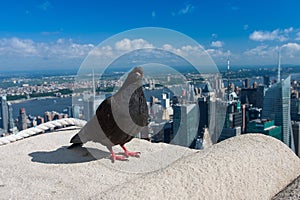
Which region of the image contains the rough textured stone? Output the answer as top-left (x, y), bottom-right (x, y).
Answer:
top-left (0, 129), bottom-right (299, 199)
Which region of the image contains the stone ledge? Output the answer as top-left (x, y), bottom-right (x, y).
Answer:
top-left (0, 129), bottom-right (299, 199)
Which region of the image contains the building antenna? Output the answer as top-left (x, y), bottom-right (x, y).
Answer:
top-left (277, 46), bottom-right (281, 83)
top-left (227, 50), bottom-right (231, 100)
top-left (92, 69), bottom-right (96, 101)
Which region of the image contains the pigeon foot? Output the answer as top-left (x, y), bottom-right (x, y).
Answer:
top-left (121, 145), bottom-right (140, 158)
top-left (111, 154), bottom-right (129, 162)
top-left (108, 146), bottom-right (129, 163)
top-left (125, 151), bottom-right (140, 157)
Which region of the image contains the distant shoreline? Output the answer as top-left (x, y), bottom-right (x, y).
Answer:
top-left (9, 96), bottom-right (58, 104)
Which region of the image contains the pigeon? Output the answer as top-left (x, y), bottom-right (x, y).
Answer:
top-left (69, 66), bottom-right (149, 162)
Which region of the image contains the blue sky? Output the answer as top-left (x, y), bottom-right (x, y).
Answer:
top-left (1, 0), bottom-right (300, 71)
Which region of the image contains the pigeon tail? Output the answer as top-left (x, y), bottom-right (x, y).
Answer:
top-left (70, 133), bottom-right (83, 144)
top-left (68, 134), bottom-right (83, 149)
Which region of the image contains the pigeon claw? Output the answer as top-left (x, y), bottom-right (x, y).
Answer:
top-left (121, 145), bottom-right (140, 158)
top-left (111, 154), bottom-right (129, 163)
top-left (125, 151), bottom-right (140, 158)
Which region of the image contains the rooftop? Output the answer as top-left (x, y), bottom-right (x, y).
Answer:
top-left (1, 125), bottom-right (300, 199)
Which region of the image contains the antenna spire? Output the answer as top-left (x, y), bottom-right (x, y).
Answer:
top-left (92, 69), bottom-right (96, 100)
top-left (227, 51), bottom-right (231, 99)
top-left (277, 47), bottom-right (281, 83)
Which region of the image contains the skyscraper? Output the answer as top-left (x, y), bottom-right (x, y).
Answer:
top-left (292, 122), bottom-right (300, 156)
top-left (172, 104), bottom-right (199, 147)
top-left (7, 102), bottom-right (14, 132)
top-left (291, 98), bottom-right (300, 121)
top-left (263, 75), bottom-right (270, 87)
top-left (0, 96), bottom-right (9, 133)
top-left (198, 96), bottom-right (209, 137)
top-left (218, 91), bottom-right (242, 142)
top-left (262, 76), bottom-right (295, 150)
top-left (18, 108), bottom-right (28, 131)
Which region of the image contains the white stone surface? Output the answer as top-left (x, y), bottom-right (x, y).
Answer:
top-left (0, 128), bottom-right (299, 199)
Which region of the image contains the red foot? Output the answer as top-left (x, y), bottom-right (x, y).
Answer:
top-left (108, 147), bottom-right (128, 163)
top-left (111, 154), bottom-right (128, 162)
top-left (121, 145), bottom-right (141, 158)
top-left (125, 151), bottom-right (140, 157)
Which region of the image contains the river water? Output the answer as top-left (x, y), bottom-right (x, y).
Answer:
top-left (10, 87), bottom-right (182, 119)
top-left (11, 97), bottom-right (72, 119)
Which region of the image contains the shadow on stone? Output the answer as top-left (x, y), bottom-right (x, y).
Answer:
top-left (28, 146), bottom-right (110, 164)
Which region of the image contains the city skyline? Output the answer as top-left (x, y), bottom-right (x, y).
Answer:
top-left (0, 0), bottom-right (300, 70)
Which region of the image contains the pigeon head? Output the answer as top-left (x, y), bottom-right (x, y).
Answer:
top-left (124, 66), bottom-right (144, 86)
top-left (130, 66), bottom-right (144, 79)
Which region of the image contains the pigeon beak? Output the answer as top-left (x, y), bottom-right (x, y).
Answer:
top-left (135, 71), bottom-right (143, 78)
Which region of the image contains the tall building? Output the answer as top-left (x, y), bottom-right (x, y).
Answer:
top-left (291, 98), bottom-right (300, 121)
top-left (197, 84), bottom-right (226, 144)
top-left (36, 116), bottom-right (44, 125)
top-left (161, 93), bottom-right (170, 108)
top-left (263, 75), bottom-right (270, 87)
top-left (172, 104), bottom-right (199, 147)
top-left (262, 76), bottom-right (295, 150)
top-left (72, 105), bottom-right (81, 119)
top-left (292, 122), bottom-right (300, 156)
top-left (0, 96), bottom-right (9, 133)
top-left (244, 78), bottom-right (249, 88)
top-left (240, 86), bottom-right (265, 108)
top-left (44, 111), bottom-right (52, 122)
top-left (18, 108), bottom-right (28, 131)
top-left (218, 92), bottom-right (242, 142)
top-left (198, 96), bottom-right (209, 137)
top-left (256, 86), bottom-right (265, 108)
top-left (7, 102), bottom-right (14, 132)
top-left (240, 88), bottom-right (256, 105)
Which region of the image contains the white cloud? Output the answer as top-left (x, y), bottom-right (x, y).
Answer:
top-left (249, 27), bottom-right (296, 42)
top-left (162, 44), bottom-right (201, 52)
top-left (0, 37), bottom-right (38, 56)
top-left (242, 42), bottom-right (300, 64)
top-left (245, 43), bottom-right (300, 58)
top-left (282, 42), bottom-right (300, 50)
top-left (206, 48), bottom-right (228, 58)
top-left (284, 27), bottom-right (294, 33)
top-left (172, 4), bottom-right (195, 16)
top-left (115, 38), bottom-right (153, 51)
top-left (0, 37), bottom-right (94, 58)
top-left (5, 36), bottom-right (299, 69)
top-left (89, 45), bottom-right (113, 57)
top-left (162, 44), bottom-right (173, 51)
top-left (282, 43), bottom-right (300, 58)
top-left (244, 45), bottom-right (272, 57)
top-left (249, 29), bottom-right (286, 42)
top-left (179, 4), bottom-right (194, 15)
top-left (161, 44), bottom-right (205, 57)
top-left (211, 41), bottom-right (224, 48)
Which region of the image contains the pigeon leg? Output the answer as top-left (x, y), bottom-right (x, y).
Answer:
top-left (107, 147), bottom-right (128, 162)
top-left (121, 145), bottom-right (140, 158)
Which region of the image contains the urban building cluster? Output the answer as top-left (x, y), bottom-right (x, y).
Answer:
top-left (0, 76), bottom-right (74, 98)
top-left (1, 64), bottom-right (300, 156)
top-left (0, 97), bottom-right (69, 136)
